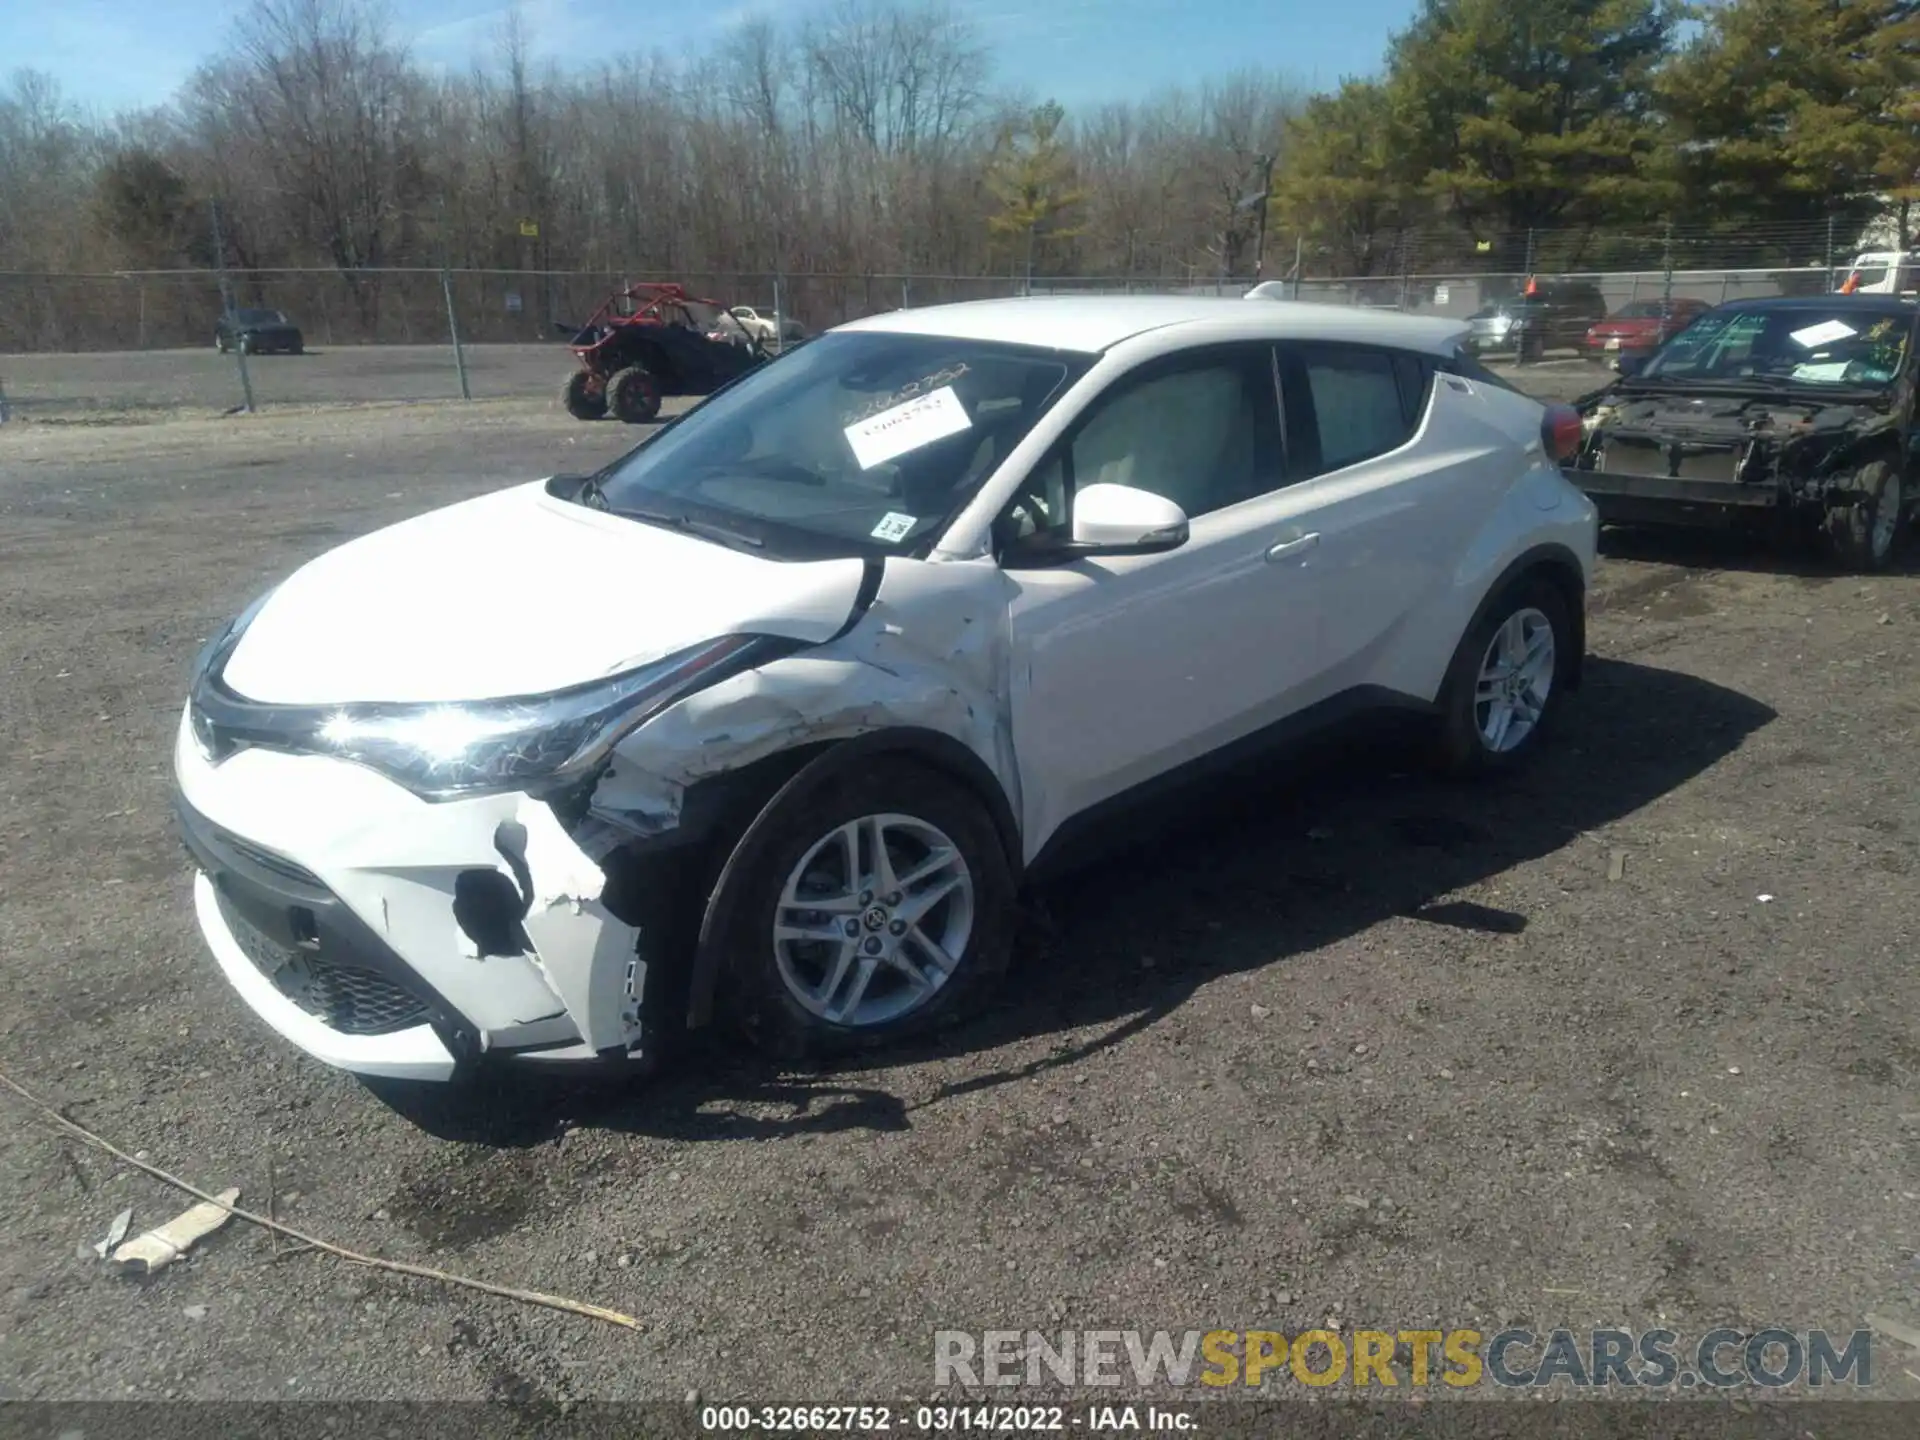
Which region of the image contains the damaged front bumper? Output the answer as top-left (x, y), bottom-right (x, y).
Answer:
top-left (1570, 468), bottom-right (1784, 526)
top-left (172, 706), bottom-right (652, 1082)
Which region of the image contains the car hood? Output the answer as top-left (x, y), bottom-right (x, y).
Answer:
top-left (220, 480), bottom-right (869, 705)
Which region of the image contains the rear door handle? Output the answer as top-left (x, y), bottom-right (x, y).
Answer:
top-left (1265, 532), bottom-right (1321, 562)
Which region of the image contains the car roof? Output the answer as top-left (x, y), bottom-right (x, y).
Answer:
top-left (837, 295), bottom-right (1470, 357)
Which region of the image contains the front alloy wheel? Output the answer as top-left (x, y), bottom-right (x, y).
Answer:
top-left (774, 814), bottom-right (974, 1028)
top-left (716, 758), bottom-right (1014, 1057)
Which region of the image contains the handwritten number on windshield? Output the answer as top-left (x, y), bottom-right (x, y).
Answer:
top-left (843, 364), bottom-right (972, 425)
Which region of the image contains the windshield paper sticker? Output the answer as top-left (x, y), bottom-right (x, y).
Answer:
top-left (870, 511), bottom-right (918, 543)
top-left (844, 385), bottom-right (972, 470)
top-left (1789, 319), bottom-right (1857, 349)
top-left (1791, 361), bottom-right (1852, 382)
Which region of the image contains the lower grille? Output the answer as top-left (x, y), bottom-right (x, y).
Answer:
top-left (215, 888), bottom-right (429, 1035)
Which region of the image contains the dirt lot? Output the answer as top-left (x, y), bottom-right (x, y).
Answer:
top-left (1, 343), bottom-right (593, 416)
top-left (2, 375), bottom-right (1919, 1411)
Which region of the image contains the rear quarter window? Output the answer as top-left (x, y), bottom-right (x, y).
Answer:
top-left (1297, 346), bottom-right (1419, 472)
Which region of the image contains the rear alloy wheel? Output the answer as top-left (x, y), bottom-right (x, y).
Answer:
top-left (1432, 576), bottom-right (1572, 775)
top-left (560, 370), bottom-right (607, 420)
top-left (605, 365), bottom-right (662, 424)
top-left (717, 760), bottom-right (1015, 1058)
top-left (1824, 458), bottom-right (1904, 573)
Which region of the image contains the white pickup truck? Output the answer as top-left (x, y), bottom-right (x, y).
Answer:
top-left (1838, 250), bottom-right (1920, 296)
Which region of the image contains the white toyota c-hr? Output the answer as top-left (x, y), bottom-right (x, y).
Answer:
top-left (174, 296), bottom-right (1597, 1083)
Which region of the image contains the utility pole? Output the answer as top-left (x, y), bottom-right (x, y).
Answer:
top-left (209, 200), bottom-right (254, 414)
top-left (1251, 153), bottom-right (1275, 282)
top-left (1661, 220), bottom-right (1675, 315)
top-left (441, 268), bottom-right (471, 401)
top-left (437, 196), bottom-right (470, 400)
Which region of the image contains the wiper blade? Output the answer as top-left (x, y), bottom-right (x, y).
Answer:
top-left (614, 504), bottom-right (765, 551)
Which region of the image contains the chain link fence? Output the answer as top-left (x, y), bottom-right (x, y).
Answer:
top-left (0, 259), bottom-right (1860, 421)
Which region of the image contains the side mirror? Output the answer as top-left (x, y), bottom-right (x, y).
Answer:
top-left (1616, 351), bottom-right (1649, 378)
top-left (1071, 483), bottom-right (1190, 552)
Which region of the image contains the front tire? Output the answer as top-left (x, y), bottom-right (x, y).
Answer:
top-left (605, 365), bottom-right (662, 424)
top-left (1824, 458), bottom-right (1904, 573)
top-left (1431, 575), bottom-right (1573, 775)
top-left (214, 334), bottom-right (227, 353)
top-left (560, 370), bottom-right (607, 420)
top-left (714, 759), bottom-right (1015, 1059)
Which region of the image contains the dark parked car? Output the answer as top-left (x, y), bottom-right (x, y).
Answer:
top-left (1568, 295), bottom-right (1918, 570)
top-left (1465, 280), bottom-right (1608, 360)
top-left (1581, 297), bottom-right (1711, 362)
top-left (215, 308), bottom-right (304, 355)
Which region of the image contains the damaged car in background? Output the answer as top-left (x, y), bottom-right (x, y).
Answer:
top-left (1568, 295), bottom-right (1919, 570)
top-left (174, 295), bottom-right (1595, 1085)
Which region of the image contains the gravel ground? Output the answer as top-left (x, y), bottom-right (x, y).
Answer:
top-left (1, 343), bottom-right (616, 416)
top-left (2, 374), bottom-right (1918, 1411)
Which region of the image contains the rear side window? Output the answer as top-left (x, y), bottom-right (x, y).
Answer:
top-left (1294, 345), bottom-right (1419, 473)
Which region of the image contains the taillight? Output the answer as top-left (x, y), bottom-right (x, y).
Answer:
top-left (1542, 403), bottom-right (1583, 462)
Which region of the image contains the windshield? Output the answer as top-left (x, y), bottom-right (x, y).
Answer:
top-left (1639, 304), bottom-right (1912, 388)
top-left (592, 331), bottom-right (1090, 559)
top-left (235, 308), bottom-right (285, 324)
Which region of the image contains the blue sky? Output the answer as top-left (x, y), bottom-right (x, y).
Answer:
top-left (7, 0), bottom-right (1411, 116)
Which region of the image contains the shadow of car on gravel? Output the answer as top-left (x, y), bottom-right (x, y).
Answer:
top-left (1597, 522), bottom-right (1920, 579)
top-left (367, 655), bottom-right (1774, 1146)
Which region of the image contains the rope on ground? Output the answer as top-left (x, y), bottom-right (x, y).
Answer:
top-left (0, 1065), bottom-right (642, 1332)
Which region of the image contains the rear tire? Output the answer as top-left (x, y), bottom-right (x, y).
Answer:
top-left (1824, 458), bottom-right (1904, 573)
top-left (713, 759), bottom-right (1016, 1060)
top-left (561, 370), bottom-right (607, 420)
top-left (1430, 575), bottom-right (1573, 776)
top-left (605, 365), bottom-right (662, 424)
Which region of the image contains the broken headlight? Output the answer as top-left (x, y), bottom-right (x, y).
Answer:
top-left (310, 634), bottom-right (769, 800)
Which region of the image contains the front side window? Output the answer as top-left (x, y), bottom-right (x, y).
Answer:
top-left (994, 347), bottom-right (1280, 553)
top-left (593, 331), bottom-right (1088, 559)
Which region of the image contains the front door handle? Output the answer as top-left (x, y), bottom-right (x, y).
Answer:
top-left (1265, 532), bottom-right (1321, 563)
